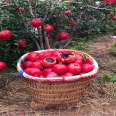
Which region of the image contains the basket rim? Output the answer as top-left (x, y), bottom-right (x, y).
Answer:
top-left (17, 49), bottom-right (99, 82)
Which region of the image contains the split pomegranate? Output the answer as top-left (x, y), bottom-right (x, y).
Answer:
top-left (20, 50), bottom-right (95, 80)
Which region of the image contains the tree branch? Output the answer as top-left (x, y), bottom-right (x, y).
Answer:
top-left (27, 0), bottom-right (35, 17)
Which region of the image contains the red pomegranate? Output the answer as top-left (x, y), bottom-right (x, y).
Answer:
top-left (0, 61), bottom-right (7, 71)
top-left (44, 24), bottom-right (54, 33)
top-left (31, 18), bottom-right (42, 28)
top-left (64, 10), bottom-right (72, 16)
top-left (0, 30), bottom-right (12, 40)
top-left (58, 31), bottom-right (69, 40)
top-left (18, 39), bottom-right (27, 49)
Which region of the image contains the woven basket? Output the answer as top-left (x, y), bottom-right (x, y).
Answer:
top-left (17, 49), bottom-right (99, 109)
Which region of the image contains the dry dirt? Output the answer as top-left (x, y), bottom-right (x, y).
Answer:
top-left (0, 35), bottom-right (116, 116)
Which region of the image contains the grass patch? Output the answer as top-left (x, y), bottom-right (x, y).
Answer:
top-left (109, 42), bottom-right (116, 56)
top-left (71, 37), bottom-right (89, 50)
top-left (103, 73), bottom-right (116, 82)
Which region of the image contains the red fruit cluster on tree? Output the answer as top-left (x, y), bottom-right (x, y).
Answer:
top-left (21, 50), bottom-right (94, 79)
top-left (58, 31), bottom-right (69, 40)
top-left (18, 39), bottom-right (27, 49)
top-left (31, 18), bottom-right (43, 28)
top-left (0, 61), bottom-right (7, 71)
top-left (112, 15), bottom-right (116, 21)
top-left (104, 0), bottom-right (116, 4)
top-left (0, 30), bottom-right (12, 41)
top-left (44, 24), bottom-right (54, 33)
top-left (64, 10), bottom-right (72, 16)
top-left (31, 17), bottom-right (70, 42)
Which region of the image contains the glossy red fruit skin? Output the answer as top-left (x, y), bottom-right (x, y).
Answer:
top-left (26, 52), bottom-right (39, 61)
top-left (32, 61), bottom-right (43, 69)
top-left (75, 59), bottom-right (83, 66)
top-left (41, 57), bottom-right (56, 68)
top-left (18, 39), bottom-right (27, 49)
top-left (82, 63), bottom-right (94, 73)
top-left (60, 51), bottom-right (76, 64)
top-left (76, 53), bottom-right (83, 61)
top-left (25, 68), bottom-right (41, 76)
top-left (63, 72), bottom-right (73, 77)
top-left (45, 71), bottom-right (58, 78)
top-left (31, 68), bottom-right (41, 76)
top-left (64, 10), bottom-right (72, 16)
top-left (86, 58), bottom-right (93, 65)
top-left (0, 30), bottom-right (12, 40)
top-left (58, 31), bottom-right (69, 40)
top-left (0, 61), bottom-right (7, 71)
top-left (112, 15), bottom-right (116, 21)
top-left (43, 68), bottom-right (52, 74)
top-left (44, 24), bottom-right (54, 33)
top-left (22, 61), bottom-right (33, 69)
top-left (38, 50), bottom-right (61, 61)
top-left (53, 64), bottom-right (67, 74)
top-left (68, 63), bottom-right (81, 75)
top-left (31, 18), bottom-right (42, 28)
top-left (104, 0), bottom-right (116, 4)
top-left (24, 68), bottom-right (33, 75)
top-left (75, 53), bottom-right (83, 65)
top-left (42, 68), bottom-right (53, 77)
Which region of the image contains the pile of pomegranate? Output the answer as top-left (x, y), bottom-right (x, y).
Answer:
top-left (21, 49), bottom-right (94, 78)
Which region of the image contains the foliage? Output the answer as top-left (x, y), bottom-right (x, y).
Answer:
top-left (109, 42), bottom-right (116, 56)
top-left (0, 0), bottom-right (116, 67)
top-left (71, 37), bottom-right (88, 50)
top-left (103, 73), bottom-right (116, 82)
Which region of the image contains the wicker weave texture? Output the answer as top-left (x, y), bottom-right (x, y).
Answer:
top-left (24, 78), bottom-right (91, 109)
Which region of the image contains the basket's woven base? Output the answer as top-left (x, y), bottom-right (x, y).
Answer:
top-left (24, 79), bottom-right (91, 110)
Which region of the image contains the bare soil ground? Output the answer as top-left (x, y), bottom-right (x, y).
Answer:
top-left (0, 35), bottom-right (116, 116)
